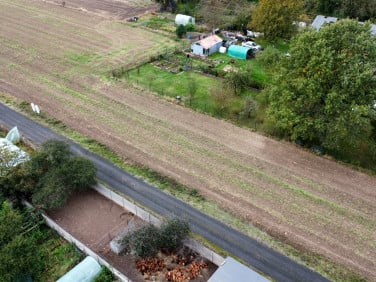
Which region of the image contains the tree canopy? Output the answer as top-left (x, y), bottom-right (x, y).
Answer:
top-left (0, 202), bottom-right (44, 281)
top-left (266, 19), bottom-right (376, 156)
top-left (304, 0), bottom-right (376, 21)
top-left (249, 0), bottom-right (304, 40)
top-left (0, 140), bottom-right (97, 210)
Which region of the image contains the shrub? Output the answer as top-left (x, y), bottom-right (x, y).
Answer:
top-left (123, 225), bottom-right (162, 258)
top-left (185, 23), bottom-right (195, 32)
top-left (160, 218), bottom-right (190, 252)
top-left (93, 266), bottom-right (115, 282)
top-left (176, 24), bottom-right (186, 38)
top-left (122, 218), bottom-right (190, 257)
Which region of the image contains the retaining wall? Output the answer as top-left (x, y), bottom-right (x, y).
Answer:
top-left (93, 183), bottom-right (225, 266)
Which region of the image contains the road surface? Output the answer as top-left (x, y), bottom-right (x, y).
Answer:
top-left (0, 102), bottom-right (329, 282)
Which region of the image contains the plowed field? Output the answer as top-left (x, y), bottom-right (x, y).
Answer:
top-left (0, 0), bottom-right (375, 280)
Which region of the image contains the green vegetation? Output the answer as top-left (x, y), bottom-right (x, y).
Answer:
top-left (122, 52), bottom-right (267, 121)
top-left (0, 202), bottom-right (82, 281)
top-left (249, 0), bottom-right (303, 40)
top-left (304, 0), bottom-right (376, 21)
top-left (0, 139), bottom-right (97, 210)
top-left (0, 94), bottom-right (367, 281)
top-left (266, 19), bottom-right (376, 169)
top-left (122, 218), bottom-right (190, 258)
top-left (93, 266), bottom-right (115, 282)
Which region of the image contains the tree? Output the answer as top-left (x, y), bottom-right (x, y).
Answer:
top-left (0, 202), bottom-right (44, 281)
top-left (210, 82), bottom-right (233, 114)
top-left (159, 218), bottom-right (190, 252)
top-left (123, 224), bottom-right (162, 258)
top-left (154, 0), bottom-right (177, 12)
top-left (266, 19), bottom-right (376, 153)
top-left (199, 0), bottom-right (254, 30)
top-left (0, 147), bottom-right (18, 176)
top-left (176, 24), bottom-right (186, 39)
top-left (1, 140), bottom-right (97, 210)
top-left (122, 218), bottom-right (190, 257)
top-left (224, 69), bottom-right (253, 96)
top-left (249, 0), bottom-right (304, 40)
top-left (187, 73), bottom-right (198, 106)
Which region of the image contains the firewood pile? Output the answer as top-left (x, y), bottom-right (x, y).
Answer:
top-left (136, 257), bottom-right (165, 275)
top-left (135, 251), bottom-right (210, 281)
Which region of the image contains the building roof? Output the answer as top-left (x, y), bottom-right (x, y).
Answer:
top-left (195, 35), bottom-right (222, 49)
top-left (228, 45), bottom-right (252, 60)
top-left (369, 23), bottom-right (376, 35)
top-left (208, 257), bottom-right (270, 282)
top-left (311, 15), bottom-right (338, 30)
top-left (312, 15), bottom-right (376, 36)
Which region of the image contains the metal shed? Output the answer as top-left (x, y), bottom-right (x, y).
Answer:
top-left (228, 45), bottom-right (253, 60)
top-left (208, 257), bottom-right (270, 282)
top-left (175, 14), bottom-right (195, 26)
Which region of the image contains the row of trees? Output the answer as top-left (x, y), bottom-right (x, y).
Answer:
top-left (304, 0), bottom-right (376, 21)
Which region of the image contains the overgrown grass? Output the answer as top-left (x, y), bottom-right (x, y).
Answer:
top-left (134, 14), bottom-right (176, 33)
top-left (36, 230), bottom-right (83, 282)
top-left (123, 61), bottom-right (260, 121)
top-left (0, 93), bottom-right (367, 282)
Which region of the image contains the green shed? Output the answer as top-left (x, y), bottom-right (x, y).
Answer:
top-left (228, 45), bottom-right (254, 60)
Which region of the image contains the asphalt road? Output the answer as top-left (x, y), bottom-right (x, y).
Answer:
top-left (0, 102), bottom-right (329, 282)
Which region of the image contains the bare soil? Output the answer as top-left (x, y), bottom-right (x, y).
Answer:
top-left (48, 189), bottom-right (216, 282)
top-left (0, 0), bottom-right (375, 280)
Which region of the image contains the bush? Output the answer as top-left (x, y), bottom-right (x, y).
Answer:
top-left (185, 23), bottom-right (195, 32)
top-left (93, 266), bottom-right (115, 282)
top-left (123, 225), bottom-right (162, 258)
top-left (160, 218), bottom-right (190, 252)
top-left (122, 218), bottom-right (190, 258)
top-left (176, 24), bottom-right (186, 38)
top-left (257, 45), bottom-right (283, 68)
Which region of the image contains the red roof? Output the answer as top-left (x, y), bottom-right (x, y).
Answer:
top-left (195, 35), bottom-right (222, 49)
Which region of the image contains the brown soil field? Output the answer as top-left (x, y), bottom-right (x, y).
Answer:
top-left (0, 0), bottom-right (375, 280)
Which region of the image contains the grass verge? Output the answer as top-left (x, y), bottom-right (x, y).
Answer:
top-left (0, 93), bottom-right (367, 282)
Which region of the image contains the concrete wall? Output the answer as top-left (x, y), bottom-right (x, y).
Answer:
top-left (93, 184), bottom-right (225, 266)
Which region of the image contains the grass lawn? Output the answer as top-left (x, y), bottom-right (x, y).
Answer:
top-left (124, 54), bottom-right (265, 121)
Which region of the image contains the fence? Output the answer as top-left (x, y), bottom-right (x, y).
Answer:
top-left (93, 183), bottom-right (225, 266)
top-left (41, 212), bottom-right (132, 282)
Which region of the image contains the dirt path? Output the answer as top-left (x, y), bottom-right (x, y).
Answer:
top-left (0, 0), bottom-right (375, 280)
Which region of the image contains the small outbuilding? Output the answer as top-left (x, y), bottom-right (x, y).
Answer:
top-left (208, 257), bottom-right (270, 282)
top-left (175, 14), bottom-right (195, 26)
top-left (228, 45), bottom-right (253, 60)
top-left (191, 35), bottom-right (223, 56)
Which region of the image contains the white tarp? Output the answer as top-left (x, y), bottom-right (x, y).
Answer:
top-left (0, 127), bottom-right (29, 172)
top-left (5, 126), bottom-right (21, 144)
top-left (175, 14), bottom-right (195, 26)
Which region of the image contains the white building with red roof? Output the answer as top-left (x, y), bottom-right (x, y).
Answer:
top-left (191, 34), bottom-right (223, 56)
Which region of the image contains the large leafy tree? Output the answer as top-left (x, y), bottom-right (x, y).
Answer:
top-left (0, 202), bottom-right (44, 281)
top-left (249, 0), bottom-right (304, 40)
top-left (266, 19), bottom-right (376, 154)
top-left (304, 0), bottom-right (376, 21)
top-left (1, 140), bottom-right (97, 210)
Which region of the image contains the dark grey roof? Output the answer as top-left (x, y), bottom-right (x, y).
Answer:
top-left (311, 15), bottom-right (338, 30)
top-left (208, 257), bottom-right (270, 282)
